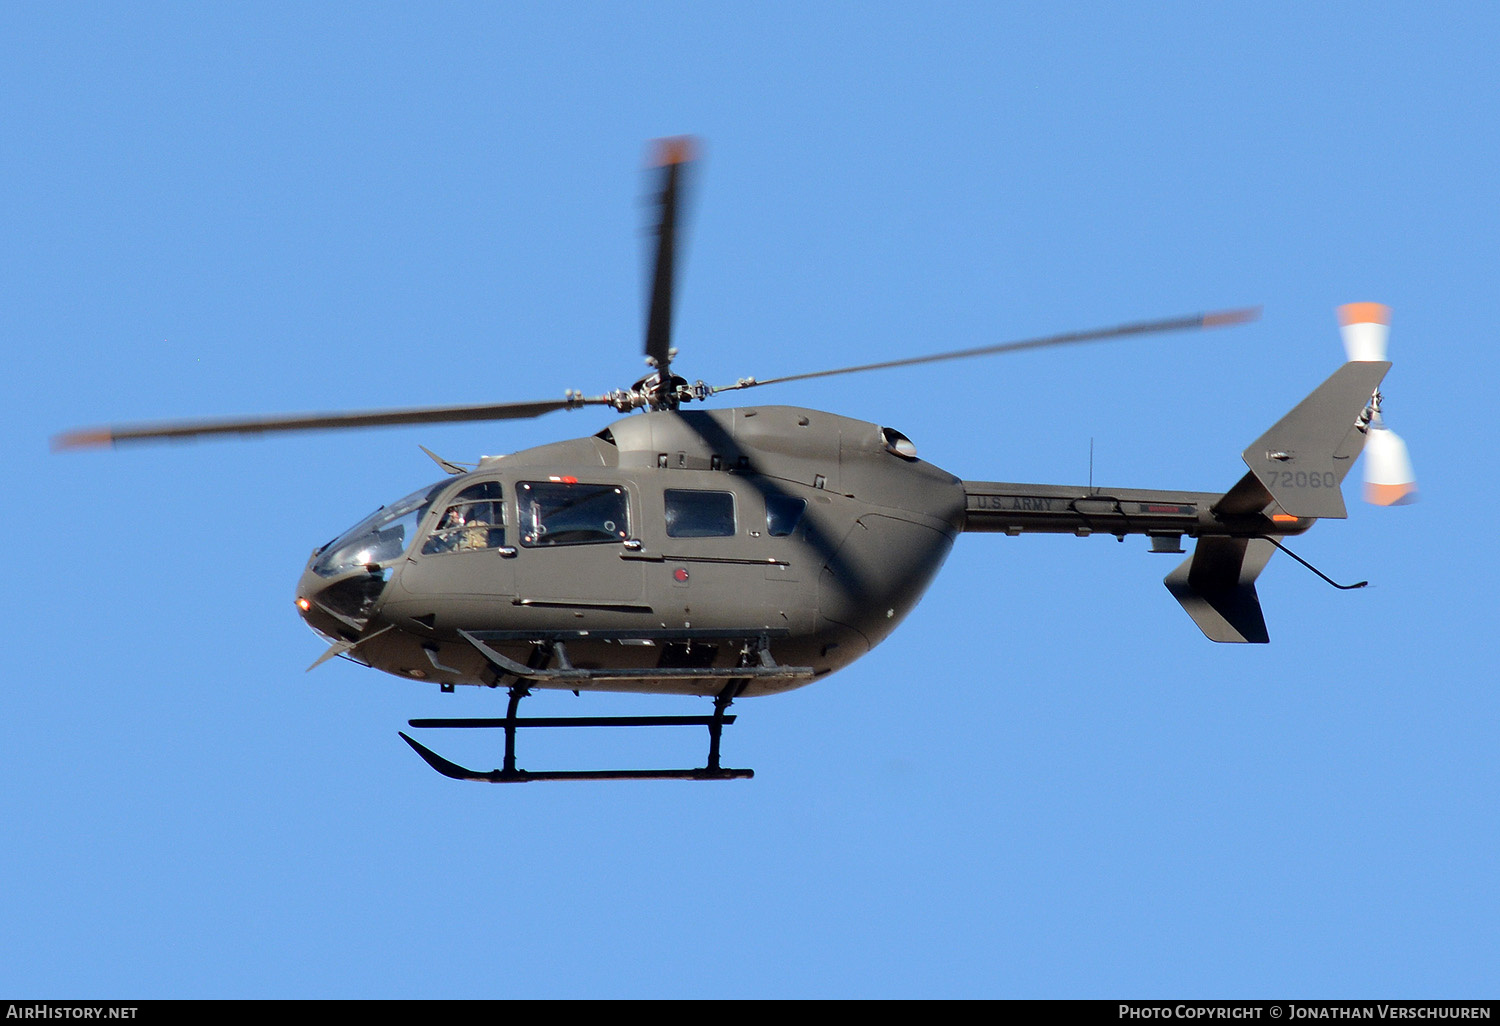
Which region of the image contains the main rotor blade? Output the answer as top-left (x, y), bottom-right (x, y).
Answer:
top-left (643, 136), bottom-right (697, 384)
top-left (711, 307), bottom-right (1261, 394)
top-left (53, 395), bottom-right (611, 449)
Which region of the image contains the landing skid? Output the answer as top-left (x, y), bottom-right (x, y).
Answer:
top-left (401, 683), bottom-right (754, 783)
top-left (400, 732), bottom-right (752, 782)
top-left (400, 633), bottom-right (808, 782)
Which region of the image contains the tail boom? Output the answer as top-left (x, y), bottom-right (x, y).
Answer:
top-left (961, 480), bottom-right (1312, 543)
top-left (960, 358), bottom-right (1391, 644)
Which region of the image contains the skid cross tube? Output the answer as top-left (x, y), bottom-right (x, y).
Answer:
top-left (707, 679), bottom-right (747, 773)
top-left (503, 684), bottom-right (528, 774)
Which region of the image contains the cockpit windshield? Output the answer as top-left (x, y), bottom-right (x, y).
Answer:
top-left (312, 479), bottom-right (449, 578)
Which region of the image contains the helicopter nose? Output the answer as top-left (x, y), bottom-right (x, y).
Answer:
top-left (295, 568), bottom-right (341, 640)
top-left (295, 563), bottom-right (392, 640)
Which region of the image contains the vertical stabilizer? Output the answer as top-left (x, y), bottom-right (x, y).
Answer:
top-left (1240, 361), bottom-right (1389, 519)
top-left (1164, 538), bottom-right (1276, 644)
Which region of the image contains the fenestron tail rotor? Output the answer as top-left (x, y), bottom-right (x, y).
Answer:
top-left (1339, 303), bottom-right (1418, 506)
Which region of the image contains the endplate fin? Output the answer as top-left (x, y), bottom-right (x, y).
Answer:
top-left (1240, 361), bottom-right (1390, 519)
top-left (1164, 538), bottom-right (1276, 644)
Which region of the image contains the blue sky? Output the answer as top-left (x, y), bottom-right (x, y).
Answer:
top-left (4, 3), bottom-right (1496, 998)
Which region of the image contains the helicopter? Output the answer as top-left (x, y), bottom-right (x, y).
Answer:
top-left (55, 137), bottom-right (1417, 783)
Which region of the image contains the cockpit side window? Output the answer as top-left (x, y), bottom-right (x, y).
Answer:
top-left (519, 481), bottom-right (630, 547)
top-left (422, 480), bottom-right (506, 555)
top-left (664, 489), bottom-right (736, 538)
top-left (765, 495), bottom-right (806, 537)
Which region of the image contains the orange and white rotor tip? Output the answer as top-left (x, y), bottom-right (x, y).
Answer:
top-left (1338, 302), bottom-right (1391, 362)
top-left (1338, 303), bottom-right (1416, 506)
top-left (1363, 420), bottom-right (1417, 506)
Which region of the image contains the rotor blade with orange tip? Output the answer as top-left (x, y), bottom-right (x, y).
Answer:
top-left (51, 395), bottom-right (613, 450)
top-left (1363, 419), bottom-right (1418, 506)
top-left (643, 135), bottom-right (698, 383)
top-left (1338, 302), bottom-right (1392, 362)
top-left (1335, 303), bottom-right (1418, 506)
top-left (711, 307), bottom-right (1261, 393)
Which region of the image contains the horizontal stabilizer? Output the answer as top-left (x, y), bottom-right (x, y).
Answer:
top-left (1240, 361), bottom-right (1390, 519)
top-left (1164, 538), bottom-right (1276, 644)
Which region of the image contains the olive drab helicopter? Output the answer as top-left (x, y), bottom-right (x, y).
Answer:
top-left (55, 137), bottom-right (1417, 783)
